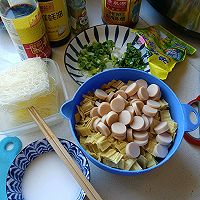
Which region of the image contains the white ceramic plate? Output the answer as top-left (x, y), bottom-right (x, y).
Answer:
top-left (64, 24), bottom-right (150, 85)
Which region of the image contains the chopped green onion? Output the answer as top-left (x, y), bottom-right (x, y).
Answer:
top-left (77, 41), bottom-right (146, 76)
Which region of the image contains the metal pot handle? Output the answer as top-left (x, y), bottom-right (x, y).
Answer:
top-left (181, 103), bottom-right (200, 132)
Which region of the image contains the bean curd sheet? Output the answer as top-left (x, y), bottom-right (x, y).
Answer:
top-left (75, 80), bottom-right (177, 171)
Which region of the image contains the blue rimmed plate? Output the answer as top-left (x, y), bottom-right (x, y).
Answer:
top-left (0, 17), bottom-right (5, 30)
top-left (64, 24), bottom-right (150, 85)
top-left (6, 138), bottom-right (90, 200)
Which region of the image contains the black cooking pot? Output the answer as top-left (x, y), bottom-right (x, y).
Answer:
top-left (147, 0), bottom-right (200, 39)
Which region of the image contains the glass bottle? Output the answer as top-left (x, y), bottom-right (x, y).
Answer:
top-left (68, 0), bottom-right (89, 34)
top-left (38, 0), bottom-right (71, 47)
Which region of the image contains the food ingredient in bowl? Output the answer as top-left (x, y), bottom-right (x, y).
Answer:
top-left (116, 43), bottom-right (146, 70)
top-left (126, 142), bottom-right (140, 158)
top-left (75, 79), bottom-right (177, 171)
top-left (78, 40), bottom-right (117, 75)
top-left (0, 58), bottom-right (58, 124)
top-left (78, 40), bottom-right (146, 76)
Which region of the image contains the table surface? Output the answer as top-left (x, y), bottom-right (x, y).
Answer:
top-left (0, 0), bottom-right (200, 200)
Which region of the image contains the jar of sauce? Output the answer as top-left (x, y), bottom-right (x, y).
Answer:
top-left (68, 0), bottom-right (89, 34)
top-left (38, 0), bottom-right (71, 47)
top-left (102, 0), bottom-right (142, 27)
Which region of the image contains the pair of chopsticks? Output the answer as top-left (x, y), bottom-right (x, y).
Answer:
top-left (28, 106), bottom-right (103, 200)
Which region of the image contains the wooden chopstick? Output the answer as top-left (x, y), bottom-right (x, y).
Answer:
top-left (27, 106), bottom-right (103, 200)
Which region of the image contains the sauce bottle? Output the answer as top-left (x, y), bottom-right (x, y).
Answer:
top-left (102, 0), bottom-right (142, 27)
top-left (38, 0), bottom-right (71, 47)
top-left (0, 0), bottom-right (52, 59)
top-left (68, 0), bottom-right (89, 34)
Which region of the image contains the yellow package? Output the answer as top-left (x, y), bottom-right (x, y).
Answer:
top-left (132, 25), bottom-right (196, 79)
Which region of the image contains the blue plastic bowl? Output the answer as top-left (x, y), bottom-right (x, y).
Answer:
top-left (61, 68), bottom-right (200, 175)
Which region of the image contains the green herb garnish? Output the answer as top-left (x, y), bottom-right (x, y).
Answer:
top-left (77, 41), bottom-right (146, 76)
top-left (116, 43), bottom-right (146, 70)
top-left (78, 40), bottom-right (116, 75)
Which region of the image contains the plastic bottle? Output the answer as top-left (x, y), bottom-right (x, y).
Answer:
top-left (68, 0), bottom-right (89, 34)
top-left (0, 0), bottom-right (52, 59)
top-left (38, 0), bottom-right (71, 47)
top-left (102, 0), bottom-right (142, 27)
